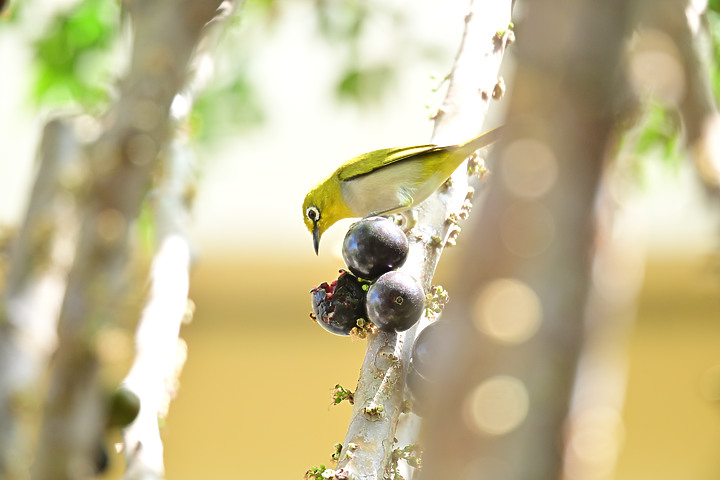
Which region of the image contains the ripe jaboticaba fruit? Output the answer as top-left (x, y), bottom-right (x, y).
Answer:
top-left (342, 217), bottom-right (409, 280)
top-left (311, 270), bottom-right (366, 336)
top-left (407, 321), bottom-right (464, 415)
top-left (366, 271), bottom-right (424, 332)
top-left (410, 320), bottom-right (457, 380)
top-left (406, 363), bottom-right (431, 416)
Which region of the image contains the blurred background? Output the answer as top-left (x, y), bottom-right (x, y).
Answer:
top-left (1, 0), bottom-right (720, 478)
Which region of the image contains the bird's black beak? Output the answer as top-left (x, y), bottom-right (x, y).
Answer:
top-left (313, 222), bottom-right (320, 255)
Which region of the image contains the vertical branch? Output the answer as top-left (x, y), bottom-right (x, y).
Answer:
top-left (561, 174), bottom-right (645, 480)
top-left (0, 119), bottom-right (81, 479)
top-left (628, 0), bottom-right (720, 190)
top-left (335, 1), bottom-right (512, 479)
top-left (668, 0), bottom-right (720, 188)
top-left (31, 1), bottom-right (225, 478)
top-left (120, 140), bottom-right (195, 480)
top-left (419, 0), bottom-right (635, 479)
top-left (120, 4), bottom-right (236, 478)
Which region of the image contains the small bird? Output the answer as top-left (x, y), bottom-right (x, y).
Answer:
top-left (302, 126), bottom-right (503, 254)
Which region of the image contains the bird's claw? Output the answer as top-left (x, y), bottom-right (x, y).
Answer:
top-left (385, 210), bottom-right (417, 233)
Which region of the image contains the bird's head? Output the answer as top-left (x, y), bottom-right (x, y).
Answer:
top-left (302, 179), bottom-right (352, 254)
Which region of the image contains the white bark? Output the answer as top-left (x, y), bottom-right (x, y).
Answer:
top-left (120, 4), bottom-right (236, 477)
top-left (335, 2), bottom-right (512, 478)
top-left (31, 1), bottom-right (227, 478)
top-left (121, 140), bottom-right (195, 480)
top-left (0, 118), bottom-right (81, 479)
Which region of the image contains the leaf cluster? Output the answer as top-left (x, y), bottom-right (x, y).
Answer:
top-left (706, 3), bottom-right (720, 100)
top-left (313, 0), bottom-right (397, 103)
top-left (388, 443), bottom-right (422, 480)
top-left (631, 102), bottom-right (683, 171)
top-left (31, 0), bottom-right (119, 109)
top-left (331, 384), bottom-right (354, 406)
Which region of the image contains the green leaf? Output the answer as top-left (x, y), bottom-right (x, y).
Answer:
top-left (707, 11), bottom-right (720, 100)
top-left (624, 101), bottom-right (684, 183)
top-left (31, 0), bottom-right (119, 109)
top-left (336, 65), bottom-right (394, 103)
top-left (315, 0), bottom-right (367, 41)
top-left (136, 200), bottom-right (157, 258)
top-left (190, 73), bottom-right (265, 144)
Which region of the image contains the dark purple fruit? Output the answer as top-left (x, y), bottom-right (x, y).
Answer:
top-left (311, 270), bottom-right (366, 336)
top-left (342, 217), bottom-right (409, 279)
top-left (406, 363), bottom-right (431, 417)
top-left (366, 271), bottom-right (424, 332)
top-left (410, 321), bottom-right (458, 380)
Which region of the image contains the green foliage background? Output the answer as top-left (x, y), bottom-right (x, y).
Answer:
top-left (7, 0), bottom-right (718, 169)
top-left (7, 0), bottom-right (454, 144)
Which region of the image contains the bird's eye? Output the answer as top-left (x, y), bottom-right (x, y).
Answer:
top-left (306, 206), bottom-right (320, 222)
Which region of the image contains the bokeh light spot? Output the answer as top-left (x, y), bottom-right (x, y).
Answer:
top-left (502, 139), bottom-right (557, 199)
top-left (564, 407), bottom-right (625, 480)
top-left (463, 375), bottom-right (529, 436)
top-left (96, 208), bottom-right (126, 243)
top-left (473, 278), bottom-right (541, 344)
top-left (127, 133), bottom-right (157, 166)
top-left (628, 29), bottom-right (685, 105)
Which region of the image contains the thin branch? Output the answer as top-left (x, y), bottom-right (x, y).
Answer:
top-left (31, 1), bottom-right (225, 478)
top-left (119, 3), bottom-right (237, 478)
top-left (334, 1), bottom-right (512, 478)
top-left (120, 139), bottom-right (195, 480)
top-left (672, 0), bottom-right (720, 189)
top-left (0, 118), bottom-right (81, 480)
top-left (630, 0), bottom-right (720, 190)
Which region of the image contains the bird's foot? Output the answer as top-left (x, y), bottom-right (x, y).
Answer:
top-left (386, 209), bottom-right (417, 233)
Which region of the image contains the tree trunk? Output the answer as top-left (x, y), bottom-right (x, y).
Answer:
top-left (419, 1), bottom-right (634, 479)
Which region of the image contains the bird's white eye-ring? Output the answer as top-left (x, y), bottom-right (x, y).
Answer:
top-left (306, 206), bottom-right (320, 223)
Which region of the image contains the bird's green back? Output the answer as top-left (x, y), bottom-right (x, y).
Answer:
top-left (336, 126), bottom-right (504, 183)
top-left (336, 145), bottom-right (444, 182)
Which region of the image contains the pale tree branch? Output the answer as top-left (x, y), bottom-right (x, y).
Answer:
top-left (0, 118), bottom-right (82, 480)
top-left (120, 139), bottom-right (194, 480)
top-left (119, 3), bottom-right (237, 478)
top-left (417, 0), bottom-right (635, 478)
top-left (561, 170), bottom-right (645, 480)
top-left (31, 0), bottom-right (226, 478)
top-left (670, 0), bottom-right (720, 189)
top-left (631, 0), bottom-right (720, 190)
top-left (334, 1), bottom-right (512, 479)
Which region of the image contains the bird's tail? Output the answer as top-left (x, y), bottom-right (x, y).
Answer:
top-left (454, 125), bottom-right (505, 157)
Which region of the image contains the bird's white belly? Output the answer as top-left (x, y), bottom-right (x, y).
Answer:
top-left (340, 161), bottom-right (445, 217)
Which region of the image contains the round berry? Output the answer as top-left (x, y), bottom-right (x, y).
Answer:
top-left (342, 217), bottom-right (409, 280)
top-left (311, 270), bottom-right (366, 336)
top-left (406, 363), bottom-right (431, 416)
top-left (108, 387), bottom-right (140, 428)
top-left (411, 321), bottom-right (458, 380)
top-left (366, 271), bottom-right (424, 332)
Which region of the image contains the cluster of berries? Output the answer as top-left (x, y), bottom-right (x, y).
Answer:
top-left (310, 217), bottom-right (425, 335)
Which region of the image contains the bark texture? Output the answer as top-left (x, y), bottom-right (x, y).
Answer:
top-left (418, 1), bottom-right (634, 479)
top-left (335, 1), bottom-right (512, 478)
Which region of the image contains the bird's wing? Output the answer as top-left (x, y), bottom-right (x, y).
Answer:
top-left (337, 144), bottom-right (446, 182)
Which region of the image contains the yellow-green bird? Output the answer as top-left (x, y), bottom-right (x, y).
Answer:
top-left (302, 126), bottom-right (504, 254)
